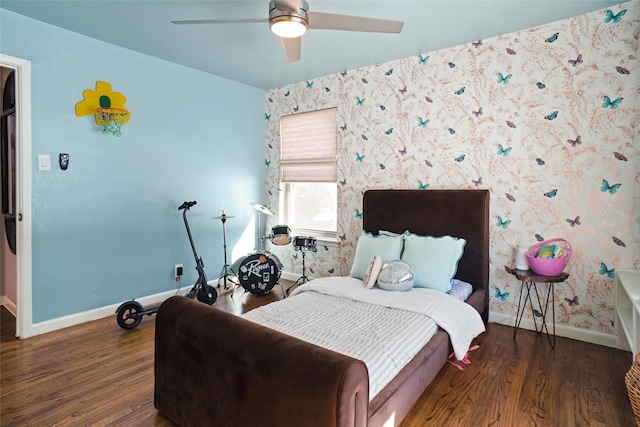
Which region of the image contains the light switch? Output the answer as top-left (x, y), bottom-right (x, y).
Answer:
top-left (38, 154), bottom-right (51, 171)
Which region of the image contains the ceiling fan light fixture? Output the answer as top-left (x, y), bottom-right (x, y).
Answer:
top-left (270, 16), bottom-right (308, 38)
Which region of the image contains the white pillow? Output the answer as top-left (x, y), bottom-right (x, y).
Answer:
top-left (362, 256), bottom-right (382, 288)
top-left (401, 233), bottom-right (466, 292)
top-left (349, 232), bottom-right (404, 279)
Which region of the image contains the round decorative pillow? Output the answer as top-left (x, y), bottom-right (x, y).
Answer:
top-left (376, 260), bottom-right (414, 292)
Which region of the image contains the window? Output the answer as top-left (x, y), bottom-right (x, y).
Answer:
top-left (280, 108), bottom-right (337, 241)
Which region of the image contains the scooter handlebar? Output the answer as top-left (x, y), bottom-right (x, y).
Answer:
top-left (178, 201), bottom-right (197, 210)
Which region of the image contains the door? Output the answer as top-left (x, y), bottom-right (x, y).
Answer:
top-left (1, 68), bottom-right (17, 326)
top-left (0, 54), bottom-right (32, 338)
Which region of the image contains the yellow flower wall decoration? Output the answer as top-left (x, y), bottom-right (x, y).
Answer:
top-left (75, 81), bottom-right (131, 125)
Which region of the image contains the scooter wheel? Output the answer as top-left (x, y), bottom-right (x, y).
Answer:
top-left (197, 284), bottom-right (217, 305)
top-left (116, 301), bottom-right (144, 329)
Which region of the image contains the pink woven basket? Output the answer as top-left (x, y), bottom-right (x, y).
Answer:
top-left (526, 238), bottom-right (572, 276)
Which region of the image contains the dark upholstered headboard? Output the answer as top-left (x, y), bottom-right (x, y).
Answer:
top-left (362, 189), bottom-right (490, 314)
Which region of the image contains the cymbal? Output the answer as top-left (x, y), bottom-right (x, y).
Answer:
top-left (212, 213), bottom-right (235, 220)
top-left (251, 203), bottom-right (275, 216)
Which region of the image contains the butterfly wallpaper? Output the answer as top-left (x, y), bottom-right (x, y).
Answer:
top-left (264, 3), bottom-right (638, 337)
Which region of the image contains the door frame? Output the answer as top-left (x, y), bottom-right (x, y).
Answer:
top-left (0, 54), bottom-right (32, 338)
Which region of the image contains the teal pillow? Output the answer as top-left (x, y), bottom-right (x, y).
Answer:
top-left (400, 233), bottom-right (466, 292)
top-left (349, 232), bottom-right (404, 279)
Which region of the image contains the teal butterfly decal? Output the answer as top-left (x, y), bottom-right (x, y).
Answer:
top-left (265, 113), bottom-right (271, 121)
top-left (545, 32), bottom-right (559, 43)
top-left (418, 55), bottom-right (429, 65)
top-left (356, 97), bottom-right (365, 106)
top-left (536, 158), bottom-right (545, 165)
top-left (385, 68), bottom-right (393, 76)
top-left (284, 90), bottom-right (290, 97)
top-left (448, 62), bottom-right (456, 68)
top-left (455, 87), bottom-right (465, 95)
top-left (599, 262), bottom-right (615, 278)
top-left (418, 181), bottom-right (429, 190)
top-left (328, 268), bottom-right (335, 274)
top-left (455, 154), bottom-right (465, 162)
top-left (604, 9), bottom-right (626, 23)
top-left (602, 96), bottom-right (623, 109)
top-left (355, 209), bottom-right (363, 219)
top-left (305, 81), bottom-right (313, 89)
top-left (448, 128), bottom-right (456, 135)
top-left (325, 87), bottom-right (330, 92)
top-left (533, 309), bottom-right (543, 317)
top-left (265, 159), bottom-right (271, 167)
top-left (380, 105), bottom-right (386, 111)
top-left (544, 189), bottom-right (557, 198)
top-left (497, 144), bottom-right (512, 156)
top-left (356, 153), bottom-right (365, 163)
top-left (601, 179), bottom-right (621, 194)
top-left (495, 288), bottom-right (509, 301)
top-left (535, 234), bottom-right (544, 242)
top-left (536, 82), bottom-right (546, 89)
top-left (497, 73), bottom-right (512, 84)
top-left (379, 164), bottom-right (386, 170)
top-left (385, 128), bottom-right (393, 135)
top-left (496, 216), bottom-right (511, 229)
top-left (418, 117), bottom-right (430, 128)
top-left (545, 111), bottom-right (558, 120)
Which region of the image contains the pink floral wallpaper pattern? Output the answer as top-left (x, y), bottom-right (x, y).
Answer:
top-left (264, 2), bottom-right (639, 336)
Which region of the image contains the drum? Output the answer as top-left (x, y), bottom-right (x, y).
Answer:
top-left (238, 252), bottom-right (282, 294)
top-left (293, 236), bottom-right (317, 252)
top-left (270, 224), bottom-right (292, 246)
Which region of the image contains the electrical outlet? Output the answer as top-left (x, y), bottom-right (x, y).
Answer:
top-left (175, 264), bottom-right (183, 277)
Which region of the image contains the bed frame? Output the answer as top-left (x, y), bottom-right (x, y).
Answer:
top-left (154, 189), bottom-right (489, 427)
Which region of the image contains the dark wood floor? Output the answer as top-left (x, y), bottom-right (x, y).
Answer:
top-left (1, 283), bottom-right (636, 426)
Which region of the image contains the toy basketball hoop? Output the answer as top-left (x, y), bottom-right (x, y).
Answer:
top-left (95, 107), bottom-right (128, 137)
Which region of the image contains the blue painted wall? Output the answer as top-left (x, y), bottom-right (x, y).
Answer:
top-left (1, 10), bottom-right (266, 322)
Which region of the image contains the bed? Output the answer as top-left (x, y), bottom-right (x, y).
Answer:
top-left (154, 189), bottom-right (490, 427)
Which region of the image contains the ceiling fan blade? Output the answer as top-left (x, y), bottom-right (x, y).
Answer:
top-left (281, 36), bottom-right (301, 63)
top-left (171, 18), bottom-right (267, 25)
top-left (307, 11), bottom-right (404, 33)
top-left (274, 0), bottom-right (301, 13)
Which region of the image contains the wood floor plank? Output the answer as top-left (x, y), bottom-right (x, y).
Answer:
top-left (1, 288), bottom-right (636, 426)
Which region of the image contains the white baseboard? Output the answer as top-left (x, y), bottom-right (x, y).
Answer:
top-left (489, 311), bottom-right (621, 350)
top-left (29, 285), bottom-right (199, 337)
top-left (280, 270), bottom-right (304, 282)
top-left (1, 296), bottom-right (17, 316)
top-left (23, 282), bottom-right (626, 351)
top-left (27, 272), bottom-right (305, 337)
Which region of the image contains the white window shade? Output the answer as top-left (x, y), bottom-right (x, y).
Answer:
top-left (280, 108), bottom-right (337, 183)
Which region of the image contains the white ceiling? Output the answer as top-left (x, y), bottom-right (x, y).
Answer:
top-left (0, 0), bottom-right (623, 89)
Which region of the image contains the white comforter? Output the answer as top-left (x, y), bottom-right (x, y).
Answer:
top-left (243, 276), bottom-right (485, 398)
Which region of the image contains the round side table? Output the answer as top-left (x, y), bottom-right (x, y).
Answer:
top-left (505, 265), bottom-right (570, 348)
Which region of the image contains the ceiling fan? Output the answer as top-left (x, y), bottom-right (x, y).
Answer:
top-left (171, 0), bottom-right (404, 63)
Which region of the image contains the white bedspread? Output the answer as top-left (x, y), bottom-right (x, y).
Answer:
top-left (243, 276), bottom-right (485, 398)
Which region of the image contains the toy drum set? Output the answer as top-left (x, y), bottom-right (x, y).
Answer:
top-left (234, 203), bottom-right (317, 295)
